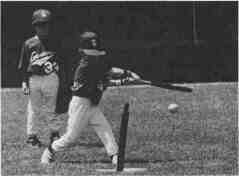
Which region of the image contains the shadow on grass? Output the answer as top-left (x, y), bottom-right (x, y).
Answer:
top-left (62, 158), bottom-right (172, 164)
top-left (62, 159), bottom-right (111, 164)
top-left (38, 142), bottom-right (104, 149)
top-left (75, 142), bottom-right (104, 148)
top-left (125, 158), bottom-right (167, 164)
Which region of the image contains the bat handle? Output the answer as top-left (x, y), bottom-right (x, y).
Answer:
top-left (137, 79), bottom-right (152, 85)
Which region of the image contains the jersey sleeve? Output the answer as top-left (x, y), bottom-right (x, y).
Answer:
top-left (73, 59), bottom-right (88, 84)
top-left (105, 55), bottom-right (113, 71)
top-left (102, 56), bottom-right (113, 85)
top-left (18, 42), bottom-right (30, 83)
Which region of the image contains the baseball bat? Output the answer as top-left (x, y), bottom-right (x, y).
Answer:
top-left (108, 78), bottom-right (193, 93)
top-left (127, 79), bottom-right (193, 93)
top-left (117, 103), bottom-right (130, 172)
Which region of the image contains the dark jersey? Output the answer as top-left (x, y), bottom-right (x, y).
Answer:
top-left (18, 35), bottom-right (61, 83)
top-left (71, 51), bottom-right (112, 105)
top-left (18, 35), bottom-right (71, 114)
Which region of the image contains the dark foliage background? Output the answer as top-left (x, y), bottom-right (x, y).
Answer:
top-left (1, 1), bottom-right (238, 87)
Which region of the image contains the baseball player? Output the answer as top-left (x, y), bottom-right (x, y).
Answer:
top-left (40, 31), bottom-right (141, 164)
top-left (18, 9), bottom-right (65, 147)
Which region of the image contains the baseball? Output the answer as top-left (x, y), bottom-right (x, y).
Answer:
top-left (168, 103), bottom-right (179, 113)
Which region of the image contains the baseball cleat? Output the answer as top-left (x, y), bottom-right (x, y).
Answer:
top-left (111, 154), bottom-right (118, 165)
top-left (50, 131), bottom-right (60, 143)
top-left (26, 134), bottom-right (42, 147)
top-left (41, 147), bottom-right (55, 164)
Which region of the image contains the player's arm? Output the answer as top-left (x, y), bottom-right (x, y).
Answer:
top-left (18, 42), bottom-right (30, 95)
top-left (70, 61), bottom-right (86, 91)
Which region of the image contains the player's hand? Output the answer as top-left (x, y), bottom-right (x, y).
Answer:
top-left (130, 72), bottom-right (141, 80)
top-left (108, 79), bottom-right (122, 86)
top-left (119, 71), bottom-right (141, 85)
top-left (124, 70), bottom-right (141, 81)
top-left (22, 82), bottom-right (30, 95)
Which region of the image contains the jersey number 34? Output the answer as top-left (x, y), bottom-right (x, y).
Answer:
top-left (43, 61), bottom-right (59, 74)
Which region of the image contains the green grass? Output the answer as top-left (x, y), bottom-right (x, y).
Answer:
top-left (1, 83), bottom-right (238, 175)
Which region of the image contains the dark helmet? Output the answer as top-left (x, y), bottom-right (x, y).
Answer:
top-left (32, 9), bottom-right (51, 25)
top-left (79, 31), bottom-right (101, 50)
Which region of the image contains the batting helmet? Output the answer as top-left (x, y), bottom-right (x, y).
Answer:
top-left (32, 9), bottom-right (51, 25)
top-left (79, 31), bottom-right (101, 50)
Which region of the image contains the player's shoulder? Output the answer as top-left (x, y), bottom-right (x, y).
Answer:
top-left (24, 35), bottom-right (40, 49)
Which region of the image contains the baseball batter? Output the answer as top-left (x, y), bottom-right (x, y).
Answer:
top-left (18, 9), bottom-right (64, 147)
top-left (41, 31), bottom-right (141, 165)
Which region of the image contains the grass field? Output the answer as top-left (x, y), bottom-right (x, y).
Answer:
top-left (1, 83), bottom-right (238, 175)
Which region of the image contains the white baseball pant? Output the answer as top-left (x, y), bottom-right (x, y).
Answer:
top-left (27, 72), bottom-right (60, 135)
top-left (52, 96), bottom-right (118, 156)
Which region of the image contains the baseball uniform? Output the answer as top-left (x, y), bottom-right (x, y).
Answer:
top-left (41, 31), bottom-right (141, 164)
top-left (18, 35), bottom-right (62, 140)
top-left (52, 49), bottom-right (118, 155)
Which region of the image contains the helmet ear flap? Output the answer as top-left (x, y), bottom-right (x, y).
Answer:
top-left (79, 32), bottom-right (101, 50)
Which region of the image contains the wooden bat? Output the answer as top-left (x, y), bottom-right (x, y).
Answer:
top-left (108, 77), bottom-right (193, 93)
top-left (132, 79), bottom-right (193, 93)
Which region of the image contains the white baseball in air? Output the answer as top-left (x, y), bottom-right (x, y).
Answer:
top-left (168, 103), bottom-right (179, 113)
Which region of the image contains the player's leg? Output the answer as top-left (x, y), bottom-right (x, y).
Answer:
top-left (26, 76), bottom-right (42, 146)
top-left (41, 73), bottom-right (60, 140)
top-left (89, 106), bottom-right (118, 164)
top-left (52, 96), bottom-right (93, 151)
top-left (41, 96), bottom-right (92, 164)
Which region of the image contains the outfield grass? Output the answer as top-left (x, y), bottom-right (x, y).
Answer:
top-left (1, 83), bottom-right (238, 175)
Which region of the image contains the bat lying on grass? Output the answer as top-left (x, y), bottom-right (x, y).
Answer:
top-left (108, 78), bottom-right (193, 93)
